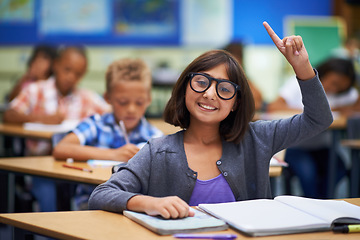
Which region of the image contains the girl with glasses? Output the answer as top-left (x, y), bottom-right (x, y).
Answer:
top-left (89, 22), bottom-right (333, 219)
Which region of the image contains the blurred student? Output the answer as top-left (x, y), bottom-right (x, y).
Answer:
top-left (224, 42), bottom-right (264, 111)
top-left (7, 44), bottom-right (58, 102)
top-left (268, 57), bottom-right (358, 198)
top-left (4, 45), bottom-right (58, 158)
top-left (4, 46), bottom-right (111, 155)
top-left (53, 58), bottom-right (163, 209)
top-left (3, 46), bottom-right (110, 212)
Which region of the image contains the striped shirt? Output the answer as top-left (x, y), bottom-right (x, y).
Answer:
top-left (9, 76), bottom-right (111, 155)
top-left (9, 76), bottom-right (111, 120)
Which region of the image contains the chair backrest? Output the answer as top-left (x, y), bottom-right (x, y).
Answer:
top-left (347, 115), bottom-right (360, 139)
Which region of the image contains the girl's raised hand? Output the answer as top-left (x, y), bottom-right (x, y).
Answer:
top-left (263, 21), bottom-right (314, 80)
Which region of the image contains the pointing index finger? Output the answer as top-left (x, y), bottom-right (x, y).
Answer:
top-left (263, 21), bottom-right (282, 46)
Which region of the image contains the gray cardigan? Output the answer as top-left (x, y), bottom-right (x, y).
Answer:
top-left (89, 73), bottom-right (333, 213)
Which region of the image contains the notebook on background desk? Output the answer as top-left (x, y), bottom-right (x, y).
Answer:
top-left (23, 120), bottom-right (79, 133)
top-left (198, 195), bottom-right (360, 237)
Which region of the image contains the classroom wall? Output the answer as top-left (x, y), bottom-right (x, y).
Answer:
top-left (0, 46), bottom-right (283, 105)
top-left (0, 46), bottom-right (211, 110)
top-left (0, 0), bottom-right (333, 106)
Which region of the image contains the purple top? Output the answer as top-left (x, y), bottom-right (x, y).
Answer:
top-left (188, 174), bottom-right (235, 206)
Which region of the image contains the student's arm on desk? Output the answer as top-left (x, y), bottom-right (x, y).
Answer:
top-left (332, 96), bottom-right (360, 117)
top-left (52, 132), bottom-right (140, 162)
top-left (127, 195), bottom-right (194, 219)
top-left (3, 108), bottom-right (64, 124)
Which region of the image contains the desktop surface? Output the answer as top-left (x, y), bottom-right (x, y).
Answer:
top-left (0, 198), bottom-right (359, 240)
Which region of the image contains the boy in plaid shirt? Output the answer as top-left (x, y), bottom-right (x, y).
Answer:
top-left (53, 58), bottom-right (163, 209)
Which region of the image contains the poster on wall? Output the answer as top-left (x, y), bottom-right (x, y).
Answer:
top-left (0, 0), bottom-right (180, 45)
top-left (40, 0), bottom-right (111, 35)
top-left (0, 0), bottom-right (34, 22)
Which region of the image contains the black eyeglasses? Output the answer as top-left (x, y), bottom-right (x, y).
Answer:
top-left (188, 72), bottom-right (240, 100)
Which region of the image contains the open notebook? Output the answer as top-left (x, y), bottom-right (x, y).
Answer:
top-left (198, 195), bottom-right (360, 237)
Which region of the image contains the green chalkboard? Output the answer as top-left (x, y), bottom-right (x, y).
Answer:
top-left (286, 16), bottom-right (346, 67)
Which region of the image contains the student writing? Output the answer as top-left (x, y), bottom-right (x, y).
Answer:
top-left (52, 58), bottom-right (163, 209)
top-left (89, 22), bottom-right (333, 219)
top-left (53, 58), bottom-right (163, 161)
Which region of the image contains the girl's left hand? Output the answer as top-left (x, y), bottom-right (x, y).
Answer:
top-left (263, 21), bottom-right (314, 80)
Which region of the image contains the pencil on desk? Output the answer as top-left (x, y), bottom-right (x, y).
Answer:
top-left (62, 164), bottom-right (93, 173)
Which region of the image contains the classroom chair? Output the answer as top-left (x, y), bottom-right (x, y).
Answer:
top-left (347, 115), bottom-right (360, 139)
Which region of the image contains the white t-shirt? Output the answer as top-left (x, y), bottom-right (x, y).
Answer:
top-left (278, 76), bottom-right (358, 149)
top-left (279, 76), bottom-right (358, 109)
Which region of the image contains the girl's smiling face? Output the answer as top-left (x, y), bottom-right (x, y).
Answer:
top-left (185, 64), bottom-right (237, 127)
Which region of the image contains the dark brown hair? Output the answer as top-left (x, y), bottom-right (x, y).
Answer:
top-left (317, 57), bottom-right (355, 93)
top-left (163, 49), bottom-right (255, 144)
top-left (27, 44), bottom-right (58, 77)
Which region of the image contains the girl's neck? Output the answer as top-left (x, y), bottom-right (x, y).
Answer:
top-left (184, 120), bottom-right (221, 145)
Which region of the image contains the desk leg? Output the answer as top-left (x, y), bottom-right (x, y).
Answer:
top-left (0, 173), bottom-right (8, 213)
top-left (7, 173), bottom-right (15, 213)
top-left (327, 130), bottom-right (341, 198)
top-left (11, 225), bottom-right (36, 240)
top-left (350, 149), bottom-right (360, 197)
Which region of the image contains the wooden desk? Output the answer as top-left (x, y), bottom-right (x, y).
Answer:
top-left (1, 198), bottom-right (359, 240)
top-left (0, 116), bottom-right (344, 142)
top-left (0, 123), bottom-right (53, 140)
top-left (341, 139), bottom-right (360, 197)
top-left (0, 119), bottom-right (181, 141)
top-left (342, 139), bottom-right (360, 149)
top-left (330, 114), bottom-right (347, 129)
top-left (0, 156), bottom-right (281, 214)
top-left (0, 156), bottom-right (111, 185)
top-left (0, 155), bottom-right (282, 179)
top-left (0, 156), bottom-right (113, 213)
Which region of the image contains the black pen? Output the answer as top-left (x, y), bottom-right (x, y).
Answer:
top-left (333, 224), bottom-right (360, 233)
